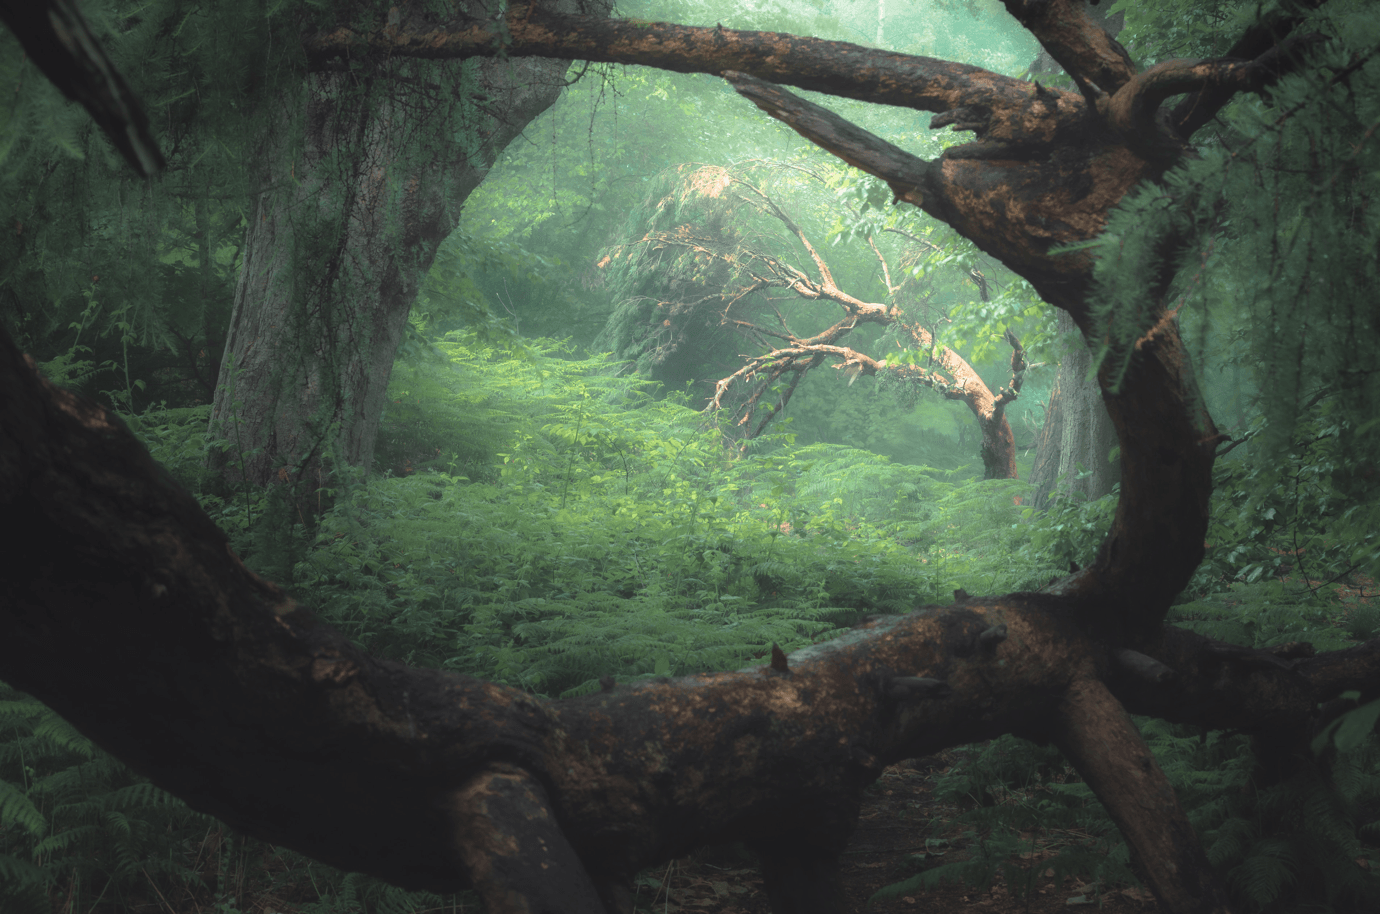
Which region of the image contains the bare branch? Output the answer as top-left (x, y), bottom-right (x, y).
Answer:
top-left (865, 234), bottom-right (896, 294)
top-left (883, 226), bottom-right (943, 254)
top-left (730, 177), bottom-right (840, 292)
top-left (751, 357), bottom-right (818, 438)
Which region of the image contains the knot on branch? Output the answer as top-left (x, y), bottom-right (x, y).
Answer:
top-left (978, 624), bottom-right (1009, 652)
top-left (770, 642), bottom-right (790, 673)
top-left (885, 676), bottom-right (953, 702)
top-left (1115, 648), bottom-right (1174, 685)
top-left (930, 105), bottom-right (991, 135)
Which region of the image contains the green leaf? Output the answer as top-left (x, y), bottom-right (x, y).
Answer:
top-left (1312, 695), bottom-right (1380, 755)
top-left (0, 779), bottom-right (46, 837)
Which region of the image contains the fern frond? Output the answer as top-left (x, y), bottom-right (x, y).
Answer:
top-left (0, 778), bottom-right (46, 837)
top-left (104, 781), bottom-right (184, 810)
top-left (31, 713), bottom-right (95, 758)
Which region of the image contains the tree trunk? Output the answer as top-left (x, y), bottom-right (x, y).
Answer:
top-left (1031, 310), bottom-right (1121, 508)
top-left (208, 0), bottom-right (611, 496)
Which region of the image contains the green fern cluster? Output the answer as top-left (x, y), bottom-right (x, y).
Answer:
top-left (1151, 720), bottom-right (1380, 913)
top-left (882, 724), bottom-right (1380, 912)
top-left (300, 338), bottom-right (951, 694)
top-left (0, 682), bottom-right (213, 914)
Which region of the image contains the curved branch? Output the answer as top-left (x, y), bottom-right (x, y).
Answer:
top-left (8, 320), bottom-right (1306, 909)
top-left (303, 4), bottom-right (1030, 120)
top-left (1108, 37), bottom-right (1328, 160)
top-left (1170, 8), bottom-right (1329, 137)
top-left (1001, 0), bottom-right (1136, 96)
top-left (9, 315), bottom-right (1378, 910)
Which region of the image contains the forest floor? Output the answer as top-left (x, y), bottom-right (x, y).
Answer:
top-left (638, 751), bottom-right (1162, 914)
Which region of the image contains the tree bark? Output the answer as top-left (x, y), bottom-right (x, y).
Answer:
top-left (1, 3), bottom-right (1354, 913)
top-left (208, 0), bottom-right (612, 495)
top-left (1031, 310), bottom-right (1120, 508)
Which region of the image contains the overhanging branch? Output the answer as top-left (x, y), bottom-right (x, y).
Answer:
top-left (1001, 0), bottom-right (1135, 96)
top-left (724, 71), bottom-right (937, 208)
top-left (1109, 34), bottom-right (1329, 159)
top-left (303, 3), bottom-right (1027, 120)
top-left (1171, 4), bottom-right (1329, 137)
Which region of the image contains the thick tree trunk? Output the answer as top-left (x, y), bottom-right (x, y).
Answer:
top-left (208, 0), bottom-right (611, 494)
top-left (1031, 311), bottom-right (1120, 508)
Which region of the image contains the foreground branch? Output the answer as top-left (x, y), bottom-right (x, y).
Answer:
top-left (11, 304), bottom-right (1370, 910)
top-left (0, 321), bottom-right (1264, 914)
top-left (303, 3), bottom-right (1027, 119)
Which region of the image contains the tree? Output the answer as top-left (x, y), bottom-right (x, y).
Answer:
top-left (4, 2), bottom-right (1380, 914)
top-left (1023, 1), bottom-right (1125, 510)
top-left (598, 162), bottom-right (1028, 476)
top-left (204, 0), bottom-right (612, 500)
top-left (1029, 310), bottom-right (1121, 508)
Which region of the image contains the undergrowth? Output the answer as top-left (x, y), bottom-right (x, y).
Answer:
top-left (5, 336), bottom-right (1377, 912)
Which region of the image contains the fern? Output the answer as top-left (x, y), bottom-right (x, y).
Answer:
top-left (0, 779), bottom-right (45, 837)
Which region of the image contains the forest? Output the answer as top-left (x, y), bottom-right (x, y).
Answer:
top-left (0, 0), bottom-right (1378, 913)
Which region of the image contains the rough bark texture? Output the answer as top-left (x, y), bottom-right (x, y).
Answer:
top-left (1031, 310), bottom-right (1120, 508)
top-left (208, 0), bottom-right (612, 492)
top-left (2, 3), bottom-right (1364, 914)
top-left (1027, 0), bottom-right (1125, 81)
